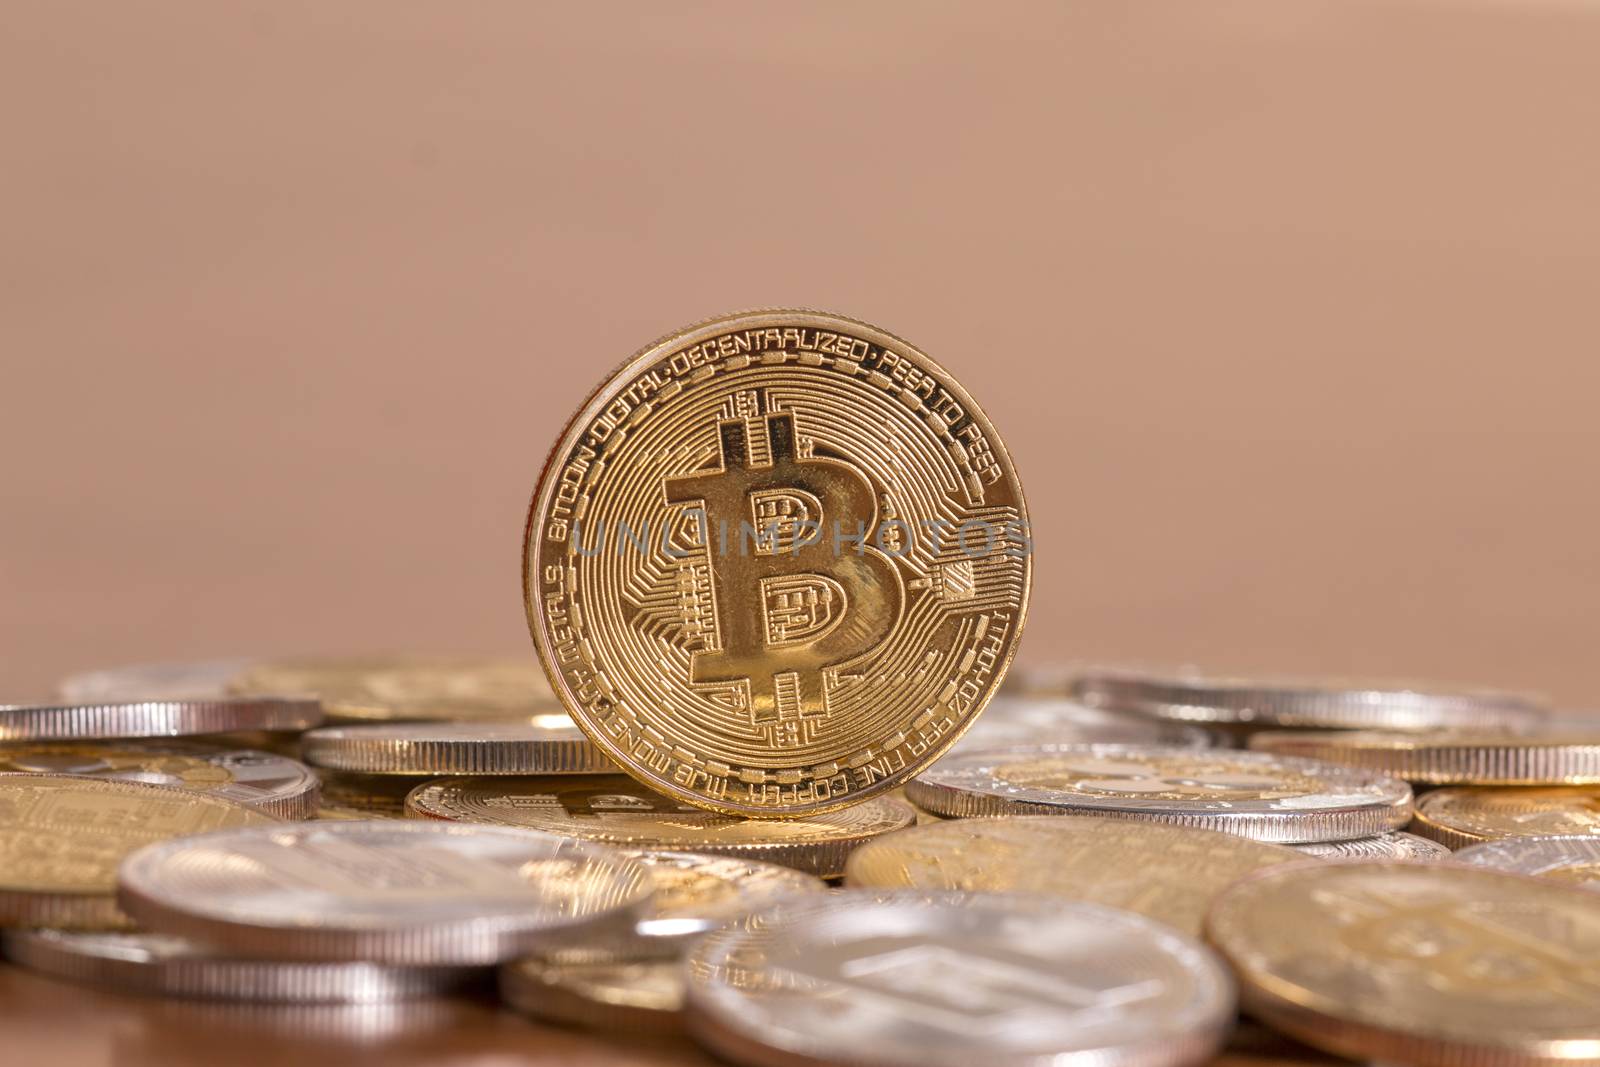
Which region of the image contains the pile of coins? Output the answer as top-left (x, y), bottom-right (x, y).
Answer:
top-left (4, 311), bottom-right (1598, 1067)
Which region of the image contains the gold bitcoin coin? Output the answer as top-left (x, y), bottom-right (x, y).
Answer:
top-left (405, 774), bottom-right (915, 877)
top-left (844, 814), bottom-right (1301, 935)
top-left (523, 310), bottom-right (1030, 817)
top-left (500, 956), bottom-right (685, 1035)
top-left (1206, 861), bottom-right (1600, 1067)
top-left (1411, 786), bottom-right (1600, 849)
top-left (1249, 729), bottom-right (1600, 785)
top-left (0, 774), bottom-right (276, 928)
top-left (228, 655), bottom-right (562, 723)
top-left (311, 770), bottom-right (415, 820)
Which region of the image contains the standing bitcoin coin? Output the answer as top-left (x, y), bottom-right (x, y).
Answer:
top-left (524, 310), bottom-right (1030, 817)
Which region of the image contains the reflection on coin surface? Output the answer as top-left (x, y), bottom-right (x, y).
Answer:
top-left (1206, 861), bottom-right (1600, 1067)
top-left (524, 310), bottom-right (1030, 817)
top-left (406, 774), bottom-right (916, 877)
top-left (843, 815), bottom-right (1300, 935)
top-left (950, 697), bottom-right (1213, 755)
top-left (116, 821), bottom-right (654, 964)
top-left (300, 720), bottom-right (613, 776)
top-left (1248, 729), bottom-right (1600, 785)
top-left (0, 775), bottom-right (276, 929)
top-left (227, 655), bottom-right (562, 723)
top-left (1073, 667), bottom-right (1545, 731)
top-left (628, 851), bottom-right (826, 945)
top-left (1411, 786), bottom-right (1600, 849)
top-left (1286, 831), bottom-right (1450, 861)
top-left (312, 770), bottom-right (416, 821)
top-left (58, 659), bottom-right (252, 703)
top-left (0, 741), bottom-right (320, 819)
top-left (907, 744), bottom-right (1412, 843)
top-left (0, 698), bottom-right (323, 742)
top-left (3, 929), bottom-right (480, 1003)
top-left (500, 957), bottom-right (685, 1035)
top-left (685, 890), bottom-right (1233, 1067)
top-left (1452, 836), bottom-right (1600, 890)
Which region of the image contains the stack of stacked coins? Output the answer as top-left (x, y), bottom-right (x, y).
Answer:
top-left (5, 310), bottom-right (1598, 1067)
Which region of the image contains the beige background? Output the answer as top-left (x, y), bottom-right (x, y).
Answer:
top-left (5, 1), bottom-right (1599, 707)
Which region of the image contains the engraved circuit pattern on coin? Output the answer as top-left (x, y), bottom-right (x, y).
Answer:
top-left (227, 655), bottom-right (563, 723)
top-left (0, 741), bottom-right (320, 819)
top-left (0, 774), bottom-right (277, 929)
top-left (1452, 836), bottom-right (1600, 890)
top-left (906, 744), bottom-right (1412, 843)
top-left (949, 697), bottom-right (1214, 755)
top-left (1287, 832), bottom-right (1450, 861)
top-left (1411, 786), bottom-right (1600, 849)
top-left (116, 821), bottom-right (655, 964)
top-left (1205, 861), bottom-right (1600, 1067)
top-left (843, 815), bottom-right (1302, 935)
top-left (1072, 667), bottom-right (1546, 731)
top-left (1248, 729), bottom-right (1600, 786)
top-left (300, 720), bottom-right (615, 776)
top-left (3, 929), bottom-right (480, 1003)
top-left (524, 310), bottom-right (1030, 817)
top-left (685, 890), bottom-right (1234, 1067)
top-left (406, 774), bottom-right (915, 878)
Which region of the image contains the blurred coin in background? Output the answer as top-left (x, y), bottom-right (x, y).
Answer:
top-left (1410, 786), bottom-right (1600, 849)
top-left (406, 774), bottom-right (916, 878)
top-left (0, 774), bottom-right (276, 929)
top-left (0, 740), bottom-right (319, 818)
top-left (311, 770), bottom-right (416, 821)
top-left (227, 655), bottom-right (562, 723)
top-left (844, 814), bottom-right (1300, 935)
top-left (1452, 835), bottom-right (1600, 889)
top-left (907, 744), bottom-right (1411, 843)
top-left (57, 659), bottom-right (252, 703)
top-left (1248, 729), bottom-right (1600, 786)
top-left (1285, 831), bottom-right (1450, 861)
top-left (949, 696), bottom-right (1214, 755)
top-left (0, 698), bottom-right (323, 742)
top-left (301, 720), bottom-right (612, 776)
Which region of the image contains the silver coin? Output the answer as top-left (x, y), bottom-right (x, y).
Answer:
top-left (500, 956), bottom-right (685, 1035)
top-left (0, 698), bottom-right (323, 742)
top-left (1071, 666), bottom-right (1546, 731)
top-left (57, 659), bottom-right (252, 703)
top-left (685, 890), bottom-right (1234, 1067)
top-left (952, 697), bottom-right (1214, 755)
top-left (2, 929), bottom-right (481, 1003)
top-left (626, 851), bottom-right (828, 949)
top-left (300, 720), bottom-right (614, 776)
top-left (1452, 836), bottom-right (1600, 890)
top-left (907, 744), bottom-right (1412, 843)
top-left (1287, 831), bottom-right (1451, 861)
top-left (0, 740), bottom-right (320, 819)
top-left (116, 820), bottom-right (654, 964)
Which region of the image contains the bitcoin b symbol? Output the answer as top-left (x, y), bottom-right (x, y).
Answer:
top-left (664, 407), bottom-right (904, 747)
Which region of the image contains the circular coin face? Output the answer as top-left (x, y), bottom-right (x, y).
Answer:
top-left (1206, 861), bottom-right (1600, 1067)
top-left (406, 774), bottom-right (916, 878)
top-left (524, 310), bottom-right (1031, 817)
top-left (0, 741), bottom-right (320, 818)
top-left (1287, 831), bottom-right (1451, 861)
top-left (0, 698), bottom-right (323, 742)
top-left (1411, 786), bottom-right (1600, 849)
top-left (0, 775), bottom-right (276, 928)
top-left (1248, 729), bottom-right (1600, 785)
top-left (2, 929), bottom-right (479, 1003)
top-left (950, 697), bottom-right (1214, 755)
top-left (116, 821), bottom-right (654, 965)
top-left (628, 850), bottom-right (827, 943)
top-left (685, 890), bottom-right (1233, 1067)
top-left (227, 655), bottom-right (563, 723)
top-left (500, 957), bottom-right (685, 1035)
top-left (843, 815), bottom-right (1301, 935)
top-left (300, 721), bottom-right (614, 776)
top-left (1452, 836), bottom-right (1600, 890)
top-left (907, 744), bottom-right (1412, 843)
top-left (57, 659), bottom-right (252, 703)
top-left (1072, 667), bottom-right (1545, 731)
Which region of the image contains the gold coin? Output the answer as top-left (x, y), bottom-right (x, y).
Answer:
top-left (500, 956), bottom-right (685, 1035)
top-left (1206, 861), bottom-right (1600, 1067)
top-left (0, 774), bottom-right (276, 928)
top-left (228, 655), bottom-right (562, 723)
top-left (1411, 786), bottom-right (1600, 849)
top-left (844, 814), bottom-right (1301, 935)
top-left (1249, 729), bottom-right (1600, 785)
top-left (523, 310), bottom-right (1030, 817)
top-left (311, 770), bottom-right (416, 820)
top-left (405, 774), bottom-right (915, 877)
